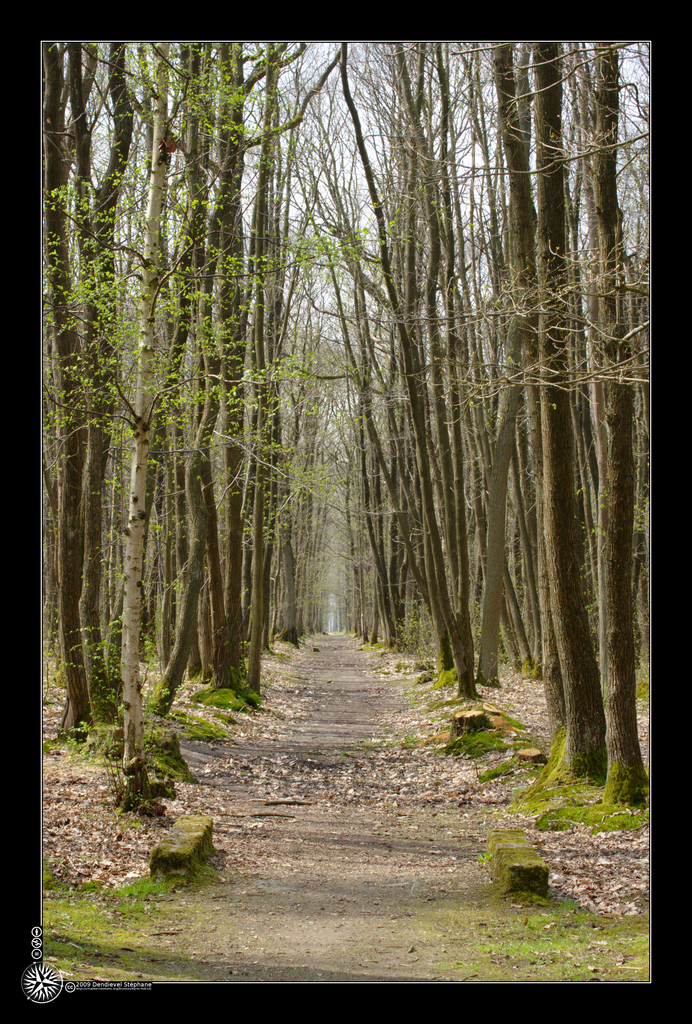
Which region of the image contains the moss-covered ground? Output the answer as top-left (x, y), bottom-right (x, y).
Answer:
top-left (42, 867), bottom-right (649, 983)
top-left (408, 891), bottom-right (649, 982)
top-left (42, 873), bottom-right (224, 983)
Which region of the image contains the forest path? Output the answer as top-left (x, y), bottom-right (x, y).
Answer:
top-left (42, 635), bottom-right (649, 984)
top-left (184, 633), bottom-right (405, 767)
top-left (169, 634), bottom-right (504, 982)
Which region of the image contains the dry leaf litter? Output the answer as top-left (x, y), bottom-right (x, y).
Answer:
top-left (43, 638), bottom-right (649, 919)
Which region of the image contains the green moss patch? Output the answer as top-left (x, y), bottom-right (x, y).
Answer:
top-left (507, 724), bottom-right (610, 819)
top-left (478, 754), bottom-right (542, 785)
top-left (514, 764), bottom-right (649, 833)
top-left (487, 829), bottom-right (549, 898)
top-left (535, 803), bottom-right (649, 834)
top-left (434, 668), bottom-right (458, 690)
top-left (603, 761), bottom-right (649, 807)
top-left (190, 685), bottom-right (262, 712)
top-left (511, 727), bottom-right (647, 830)
top-left (439, 699), bottom-right (540, 763)
top-left (144, 727), bottom-right (196, 784)
top-left (445, 730), bottom-right (509, 758)
top-left (171, 711), bottom-right (229, 744)
top-left (149, 815), bottom-right (215, 880)
top-left (42, 875), bottom-right (217, 983)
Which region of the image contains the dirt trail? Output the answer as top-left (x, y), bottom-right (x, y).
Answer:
top-left (150, 637), bottom-right (524, 982)
top-left (44, 635), bottom-right (649, 983)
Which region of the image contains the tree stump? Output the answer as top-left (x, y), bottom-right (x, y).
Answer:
top-left (451, 708), bottom-right (490, 737)
top-left (517, 747), bottom-right (547, 764)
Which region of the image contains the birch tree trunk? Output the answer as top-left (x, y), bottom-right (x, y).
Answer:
top-left (70, 43), bottom-right (133, 725)
top-left (120, 44), bottom-right (169, 795)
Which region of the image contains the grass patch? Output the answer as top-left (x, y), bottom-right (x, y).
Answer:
top-left (478, 756), bottom-right (534, 784)
top-left (410, 893), bottom-right (649, 982)
top-left (42, 867), bottom-right (222, 983)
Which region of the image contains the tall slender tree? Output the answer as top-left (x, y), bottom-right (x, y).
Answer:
top-left (43, 43), bottom-right (89, 735)
top-left (121, 43), bottom-right (170, 801)
top-left (42, 43), bottom-right (648, 809)
top-left (476, 43), bottom-right (537, 686)
top-left (591, 45), bottom-right (648, 805)
top-left (533, 42), bottom-right (606, 780)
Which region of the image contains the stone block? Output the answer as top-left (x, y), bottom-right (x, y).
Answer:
top-left (487, 828), bottom-right (549, 897)
top-left (150, 815), bottom-right (215, 880)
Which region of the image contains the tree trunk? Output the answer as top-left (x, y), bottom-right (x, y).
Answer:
top-left (69, 42), bottom-right (133, 727)
top-left (121, 44), bottom-right (169, 773)
top-left (201, 455), bottom-right (232, 687)
top-left (218, 47), bottom-right (250, 685)
top-left (477, 43), bottom-right (538, 686)
top-left (149, 418), bottom-right (214, 713)
top-left (591, 45), bottom-right (647, 804)
top-left (533, 42), bottom-right (606, 780)
top-left (279, 532), bottom-right (299, 646)
top-left (43, 43), bottom-right (90, 735)
top-left (247, 46), bottom-right (279, 693)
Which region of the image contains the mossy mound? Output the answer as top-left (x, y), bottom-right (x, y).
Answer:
top-left (445, 730), bottom-right (509, 758)
top-left (513, 774), bottom-right (598, 815)
top-left (487, 829), bottom-right (549, 897)
top-left (144, 727), bottom-right (196, 784)
top-left (442, 701), bottom-right (538, 762)
top-left (535, 803), bottom-right (649, 834)
top-left (172, 711), bottom-right (229, 744)
top-left (603, 761), bottom-right (649, 807)
top-left (478, 754), bottom-right (544, 785)
top-left (512, 729), bottom-right (649, 832)
top-left (149, 815), bottom-right (215, 880)
top-left (190, 685), bottom-right (262, 713)
top-left (514, 727), bottom-right (606, 802)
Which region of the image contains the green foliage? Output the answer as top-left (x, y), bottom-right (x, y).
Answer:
top-left (394, 608), bottom-right (438, 661)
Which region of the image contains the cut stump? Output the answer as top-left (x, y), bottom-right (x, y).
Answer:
top-left (451, 708), bottom-right (490, 737)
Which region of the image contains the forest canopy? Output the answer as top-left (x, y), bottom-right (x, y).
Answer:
top-left (42, 42), bottom-right (649, 807)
